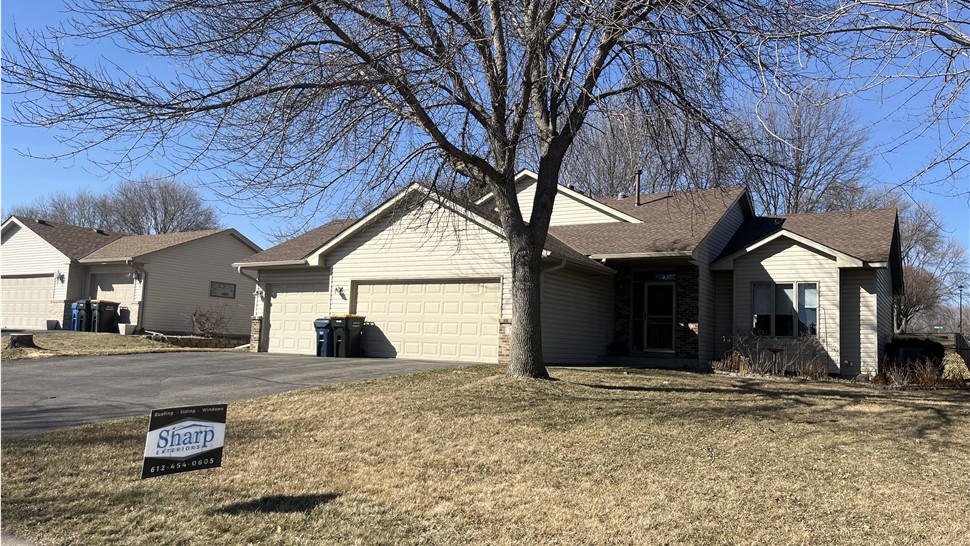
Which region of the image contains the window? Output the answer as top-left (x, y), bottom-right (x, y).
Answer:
top-left (751, 282), bottom-right (817, 336)
top-left (209, 281), bottom-right (236, 299)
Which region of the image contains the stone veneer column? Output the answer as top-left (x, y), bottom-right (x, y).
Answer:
top-left (498, 319), bottom-right (512, 366)
top-left (249, 316), bottom-right (263, 352)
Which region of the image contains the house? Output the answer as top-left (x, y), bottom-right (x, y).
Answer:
top-left (235, 170), bottom-right (903, 377)
top-left (1, 216), bottom-right (261, 335)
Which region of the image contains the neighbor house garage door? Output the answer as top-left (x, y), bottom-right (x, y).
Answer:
top-left (1, 275), bottom-right (52, 330)
top-left (94, 273), bottom-right (136, 307)
top-left (266, 282), bottom-right (329, 355)
top-left (354, 280), bottom-right (500, 363)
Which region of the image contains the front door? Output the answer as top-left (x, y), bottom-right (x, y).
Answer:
top-left (633, 281), bottom-right (675, 351)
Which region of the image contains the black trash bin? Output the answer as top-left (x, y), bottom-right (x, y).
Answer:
top-left (91, 300), bottom-right (119, 333)
top-left (75, 300), bottom-right (93, 332)
top-left (314, 318), bottom-right (334, 357)
top-left (332, 314), bottom-right (365, 357)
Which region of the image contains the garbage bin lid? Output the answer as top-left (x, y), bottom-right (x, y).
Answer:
top-left (313, 318), bottom-right (332, 327)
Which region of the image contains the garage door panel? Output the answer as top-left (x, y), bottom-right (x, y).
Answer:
top-left (1, 275), bottom-right (52, 330)
top-left (266, 282), bottom-right (329, 355)
top-left (355, 280), bottom-right (499, 363)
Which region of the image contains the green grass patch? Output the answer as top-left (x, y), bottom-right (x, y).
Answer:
top-left (1, 332), bottom-right (241, 361)
top-left (3, 366), bottom-right (969, 545)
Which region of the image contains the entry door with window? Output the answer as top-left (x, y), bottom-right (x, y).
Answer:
top-left (633, 281), bottom-right (675, 351)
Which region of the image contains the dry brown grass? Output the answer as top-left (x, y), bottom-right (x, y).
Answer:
top-left (1, 332), bottom-right (240, 361)
top-left (3, 366), bottom-right (969, 545)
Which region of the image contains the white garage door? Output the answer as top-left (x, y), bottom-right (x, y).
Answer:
top-left (1, 275), bottom-right (53, 330)
top-left (267, 282), bottom-right (330, 355)
top-left (94, 273), bottom-right (136, 307)
top-left (354, 280), bottom-right (500, 363)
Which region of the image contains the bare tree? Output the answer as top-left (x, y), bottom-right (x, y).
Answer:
top-left (826, 1), bottom-right (969, 188)
top-left (892, 199), bottom-right (970, 333)
top-left (739, 85), bottom-right (874, 215)
top-left (4, 1), bottom-right (844, 378)
top-left (5, 189), bottom-right (113, 228)
top-left (4, 176), bottom-right (219, 234)
top-left (560, 99), bottom-right (746, 198)
top-left (111, 177), bottom-right (220, 234)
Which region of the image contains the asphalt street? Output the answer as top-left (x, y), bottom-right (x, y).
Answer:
top-left (1, 352), bottom-right (469, 438)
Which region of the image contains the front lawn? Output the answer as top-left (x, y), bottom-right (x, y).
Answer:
top-left (2, 366), bottom-right (968, 545)
top-left (1, 332), bottom-right (242, 361)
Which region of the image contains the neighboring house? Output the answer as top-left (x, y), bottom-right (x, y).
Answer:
top-left (236, 170), bottom-right (902, 377)
top-left (1, 216), bottom-right (261, 335)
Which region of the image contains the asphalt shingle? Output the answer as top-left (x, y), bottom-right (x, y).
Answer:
top-left (717, 208), bottom-right (898, 263)
top-left (550, 186), bottom-right (746, 256)
top-left (8, 217), bottom-right (124, 260)
top-left (82, 229), bottom-right (229, 261)
top-left (236, 219), bottom-right (357, 264)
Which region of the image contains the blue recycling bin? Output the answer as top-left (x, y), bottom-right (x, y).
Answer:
top-left (71, 302), bottom-right (80, 331)
top-left (314, 318), bottom-right (334, 357)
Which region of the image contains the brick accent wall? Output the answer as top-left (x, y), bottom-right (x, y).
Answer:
top-left (249, 316), bottom-right (263, 352)
top-left (613, 271), bottom-right (633, 354)
top-left (498, 318), bottom-right (512, 366)
top-left (610, 263), bottom-right (699, 360)
top-left (674, 265), bottom-right (699, 360)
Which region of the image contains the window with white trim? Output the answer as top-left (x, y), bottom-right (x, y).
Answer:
top-left (752, 282), bottom-right (817, 336)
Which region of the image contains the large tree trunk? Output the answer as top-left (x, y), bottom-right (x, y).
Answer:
top-left (506, 236), bottom-right (549, 379)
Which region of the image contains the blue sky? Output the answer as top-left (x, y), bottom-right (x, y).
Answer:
top-left (2, 2), bottom-right (968, 255)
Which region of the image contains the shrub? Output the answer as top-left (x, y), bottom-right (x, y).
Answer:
top-left (191, 306), bottom-right (231, 338)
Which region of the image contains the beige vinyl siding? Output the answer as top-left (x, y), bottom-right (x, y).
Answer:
top-left (713, 271), bottom-right (734, 359)
top-left (693, 197), bottom-right (746, 363)
top-left (325, 200), bottom-right (512, 319)
top-left (515, 181), bottom-right (631, 226)
top-left (140, 232), bottom-right (258, 334)
top-left (733, 238), bottom-right (840, 371)
top-left (2, 223), bottom-right (75, 328)
top-left (1, 223), bottom-right (71, 276)
top-left (875, 267), bottom-right (894, 365)
top-left (541, 268), bottom-right (613, 363)
top-left (840, 269), bottom-right (877, 377)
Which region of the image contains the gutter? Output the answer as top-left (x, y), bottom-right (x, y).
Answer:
top-left (590, 251), bottom-right (693, 260)
top-left (230, 259), bottom-right (307, 268)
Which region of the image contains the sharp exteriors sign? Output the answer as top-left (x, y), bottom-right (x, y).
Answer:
top-left (141, 404), bottom-right (227, 479)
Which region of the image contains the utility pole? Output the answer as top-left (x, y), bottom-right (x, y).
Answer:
top-left (959, 284), bottom-right (965, 335)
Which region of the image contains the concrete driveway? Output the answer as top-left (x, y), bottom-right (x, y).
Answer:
top-left (1, 352), bottom-right (469, 438)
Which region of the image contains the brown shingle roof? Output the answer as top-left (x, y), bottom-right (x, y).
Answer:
top-left (82, 229), bottom-right (228, 261)
top-left (550, 186), bottom-right (746, 256)
top-left (8, 216), bottom-right (124, 260)
top-left (236, 219), bottom-right (357, 264)
top-left (718, 208), bottom-right (898, 263)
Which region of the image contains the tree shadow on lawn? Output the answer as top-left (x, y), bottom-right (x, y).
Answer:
top-left (217, 493), bottom-right (341, 515)
top-left (571, 373), bottom-right (970, 445)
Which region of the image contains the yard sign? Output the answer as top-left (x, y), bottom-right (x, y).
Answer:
top-left (141, 404), bottom-right (227, 479)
